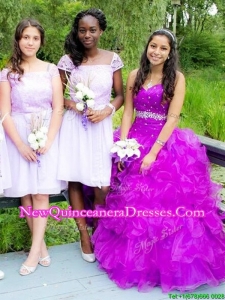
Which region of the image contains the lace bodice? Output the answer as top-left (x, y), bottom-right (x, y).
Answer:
top-left (0, 65), bottom-right (59, 114)
top-left (57, 53), bottom-right (123, 107)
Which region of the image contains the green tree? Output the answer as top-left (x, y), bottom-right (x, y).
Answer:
top-left (84, 0), bottom-right (154, 68)
top-left (149, 0), bottom-right (170, 31)
top-left (21, 0), bottom-right (85, 63)
top-left (0, 0), bottom-right (23, 61)
top-left (173, 0), bottom-right (224, 34)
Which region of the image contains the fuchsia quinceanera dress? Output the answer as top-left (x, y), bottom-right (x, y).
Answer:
top-left (92, 84), bottom-right (225, 292)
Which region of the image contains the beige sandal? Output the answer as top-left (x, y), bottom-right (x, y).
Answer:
top-left (38, 256), bottom-right (51, 267)
top-left (19, 264), bottom-right (37, 276)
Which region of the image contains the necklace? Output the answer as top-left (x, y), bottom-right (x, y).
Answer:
top-left (146, 80), bottom-right (153, 89)
top-left (145, 74), bottom-right (163, 89)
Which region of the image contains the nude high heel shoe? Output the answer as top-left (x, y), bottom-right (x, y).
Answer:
top-left (80, 241), bottom-right (96, 263)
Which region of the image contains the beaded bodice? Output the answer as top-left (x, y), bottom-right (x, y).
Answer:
top-left (134, 85), bottom-right (168, 119)
top-left (131, 84), bottom-right (169, 136)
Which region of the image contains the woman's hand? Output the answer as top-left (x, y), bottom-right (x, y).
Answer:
top-left (87, 106), bottom-right (112, 123)
top-left (118, 161), bottom-right (124, 172)
top-left (64, 99), bottom-right (83, 114)
top-left (139, 152), bottom-right (157, 174)
top-left (17, 143), bottom-right (37, 162)
top-left (37, 139), bottom-right (53, 155)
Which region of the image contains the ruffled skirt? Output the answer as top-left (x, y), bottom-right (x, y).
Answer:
top-left (92, 125), bottom-right (225, 292)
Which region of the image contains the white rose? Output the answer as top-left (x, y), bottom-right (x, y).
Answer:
top-left (82, 86), bottom-right (90, 95)
top-left (76, 83), bottom-right (85, 91)
top-left (88, 90), bottom-right (95, 99)
top-left (41, 135), bottom-right (48, 142)
top-left (75, 91), bottom-right (83, 100)
top-left (35, 131), bottom-right (44, 139)
top-left (39, 139), bottom-right (46, 148)
top-left (0, 132), bottom-right (4, 142)
top-left (40, 126), bottom-right (48, 134)
top-left (28, 133), bottom-right (37, 144)
top-left (86, 100), bottom-right (95, 108)
top-left (30, 141), bottom-right (39, 150)
top-left (76, 102), bottom-right (85, 111)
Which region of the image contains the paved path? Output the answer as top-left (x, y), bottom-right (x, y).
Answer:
top-left (0, 243), bottom-right (224, 300)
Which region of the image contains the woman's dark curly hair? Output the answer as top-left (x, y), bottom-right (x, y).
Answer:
top-left (64, 8), bottom-right (107, 67)
top-left (133, 29), bottom-right (178, 104)
top-left (8, 19), bottom-right (44, 79)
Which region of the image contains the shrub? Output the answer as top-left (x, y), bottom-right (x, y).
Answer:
top-left (179, 32), bottom-right (225, 71)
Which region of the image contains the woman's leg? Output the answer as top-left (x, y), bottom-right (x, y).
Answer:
top-left (21, 195), bottom-right (33, 232)
top-left (93, 186), bottom-right (109, 232)
top-left (68, 182), bottom-right (93, 254)
top-left (21, 195), bottom-right (49, 261)
top-left (20, 194), bottom-right (49, 274)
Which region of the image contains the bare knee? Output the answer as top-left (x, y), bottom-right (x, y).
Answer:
top-left (32, 194), bottom-right (49, 204)
top-left (94, 186), bottom-right (109, 205)
top-left (69, 182), bottom-right (83, 192)
top-left (21, 194), bottom-right (32, 207)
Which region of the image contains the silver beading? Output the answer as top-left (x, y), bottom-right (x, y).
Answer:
top-left (135, 110), bottom-right (167, 120)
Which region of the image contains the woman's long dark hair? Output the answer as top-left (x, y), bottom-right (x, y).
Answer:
top-left (64, 8), bottom-right (107, 67)
top-left (8, 18), bottom-right (44, 78)
top-left (133, 29), bottom-right (178, 104)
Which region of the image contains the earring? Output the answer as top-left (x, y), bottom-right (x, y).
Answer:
top-left (168, 56), bottom-right (170, 60)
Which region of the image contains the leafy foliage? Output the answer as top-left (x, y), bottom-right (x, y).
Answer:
top-left (0, 202), bottom-right (78, 253)
top-left (179, 32), bottom-right (225, 70)
top-left (22, 0), bottom-right (85, 63)
top-left (85, 0), bottom-right (154, 68)
top-left (0, 0), bottom-right (23, 55)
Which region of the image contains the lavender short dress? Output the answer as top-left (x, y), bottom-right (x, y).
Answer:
top-left (0, 65), bottom-right (65, 197)
top-left (57, 53), bottom-right (123, 187)
top-left (0, 72), bottom-right (11, 193)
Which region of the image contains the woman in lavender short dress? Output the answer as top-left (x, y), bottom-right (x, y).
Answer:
top-left (0, 72), bottom-right (11, 281)
top-left (57, 8), bottom-right (124, 262)
top-left (0, 19), bottom-right (64, 275)
top-left (92, 29), bottom-right (225, 292)
top-left (0, 73), bottom-right (11, 194)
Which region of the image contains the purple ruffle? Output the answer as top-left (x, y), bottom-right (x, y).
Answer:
top-left (92, 127), bottom-right (225, 292)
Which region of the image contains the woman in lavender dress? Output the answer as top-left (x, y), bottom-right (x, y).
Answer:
top-left (57, 8), bottom-right (124, 262)
top-left (92, 29), bottom-right (225, 292)
top-left (0, 19), bottom-right (64, 275)
top-left (0, 73), bottom-right (11, 193)
top-left (0, 73), bottom-right (11, 282)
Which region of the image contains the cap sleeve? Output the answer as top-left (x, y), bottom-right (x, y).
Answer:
top-left (111, 53), bottom-right (124, 72)
top-left (49, 64), bottom-right (60, 78)
top-left (0, 68), bottom-right (9, 82)
top-left (57, 55), bottom-right (75, 72)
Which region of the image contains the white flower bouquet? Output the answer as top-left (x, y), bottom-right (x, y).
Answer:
top-left (111, 138), bottom-right (141, 165)
top-left (65, 73), bottom-right (95, 130)
top-left (28, 114), bottom-right (48, 151)
top-left (28, 126), bottom-right (48, 150)
top-left (74, 82), bottom-right (95, 112)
